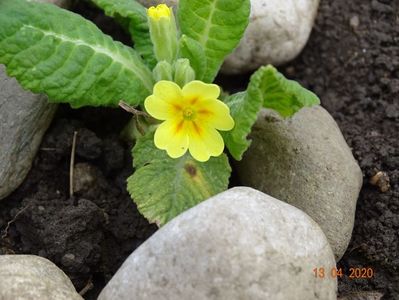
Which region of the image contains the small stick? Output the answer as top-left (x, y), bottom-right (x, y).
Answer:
top-left (1, 206), bottom-right (29, 239)
top-left (40, 147), bottom-right (57, 151)
top-left (79, 278), bottom-right (94, 296)
top-left (119, 101), bottom-right (149, 117)
top-left (69, 131), bottom-right (78, 199)
top-left (119, 101), bottom-right (148, 136)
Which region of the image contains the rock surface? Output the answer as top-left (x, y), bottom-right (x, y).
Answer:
top-left (222, 0), bottom-right (320, 73)
top-left (99, 187), bottom-right (337, 300)
top-left (138, 0), bottom-right (319, 74)
top-left (0, 255), bottom-right (83, 300)
top-left (235, 106), bottom-right (363, 260)
top-left (0, 66), bottom-right (56, 200)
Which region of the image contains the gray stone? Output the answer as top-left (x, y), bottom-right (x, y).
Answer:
top-left (222, 0), bottom-right (320, 74)
top-left (0, 66), bottom-right (56, 200)
top-left (0, 255), bottom-right (83, 300)
top-left (0, 0), bottom-right (71, 200)
top-left (235, 106), bottom-right (363, 260)
top-left (99, 187), bottom-right (337, 300)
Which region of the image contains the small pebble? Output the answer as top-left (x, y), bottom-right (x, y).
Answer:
top-left (350, 15), bottom-right (360, 29)
top-left (370, 170), bottom-right (390, 193)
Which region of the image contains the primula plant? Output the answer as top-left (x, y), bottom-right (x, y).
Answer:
top-left (0, 0), bottom-right (319, 226)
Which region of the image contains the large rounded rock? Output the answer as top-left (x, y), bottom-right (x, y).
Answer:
top-left (0, 0), bottom-right (71, 200)
top-left (0, 255), bottom-right (82, 300)
top-left (222, 0), bottom-right (320, 74)
top-left (0, 66), bottom-right (56, 200)
top-left (235, 106), bottom-right (363, 260)
top-left (99, 187), bottom-right (337, 300)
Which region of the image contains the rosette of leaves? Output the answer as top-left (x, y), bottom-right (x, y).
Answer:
top-left (0, 0), bottom-right (319, 226)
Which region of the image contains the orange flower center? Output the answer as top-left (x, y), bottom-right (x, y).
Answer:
top-left (182, 107), bottom-right (196, 120)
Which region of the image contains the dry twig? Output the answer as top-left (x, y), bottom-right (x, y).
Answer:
top-left (1, 206), bottom-right (30, 240)
top-left (79, 278), bottom-right (94, 296)
top-left (119, 101), bottom-right (149, 136)
top-left (69, 131), bottom-right (78, 199)
top-left (119, 101), bottom-right (149, 117)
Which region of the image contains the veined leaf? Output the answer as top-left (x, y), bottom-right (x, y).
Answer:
top-left (0, 0), bottom-right (154, 108)
top-left (178, 35), bottom-right (206, 81)
top-left (128, 132), bottom-right (231, 226)
top-left (222, 90), bottom-right (262, 161)
top-left (90, 0), bottom-right (157, 68)
top-left (223, 65), bottom-right (320, 160)
top-left (178, 0), bottom-right (250, 83)
top-left (260, 65), bottom-right (320, 117)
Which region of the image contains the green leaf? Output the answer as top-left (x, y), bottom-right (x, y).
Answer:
top-left (178, 0), bottom-right (250, 83)
top-left (222, 89), bottom-right (262, 161)
top-left (91, 0), bottom-right (157, 68)
top-left (128, 132), bottom-right (231, 226)
top-left (261, 65), bottom-right (320, 117)
top-left (223, 65), bottom-right (320, 160)
top-left (178, 35), bottom-right (207, 80)
top-left (0, 0), bottom-right (154, 108)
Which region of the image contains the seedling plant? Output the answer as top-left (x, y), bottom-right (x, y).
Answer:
top-left (0, 0), bottom-right (319, 225)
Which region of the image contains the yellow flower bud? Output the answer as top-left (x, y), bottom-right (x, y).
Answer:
top-left (147, 4), bottom-right (178, 63)
top-left (147, 4), bottom-right (171, 21)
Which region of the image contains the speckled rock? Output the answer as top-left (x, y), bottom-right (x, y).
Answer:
top-left (0, 255), bottom-right (83, 300)
top-left (99, 187), bottom-right (337, 300)
top-left (222, 0), bottom-right (320, 73)
top-left (235, 106), bottom-right (363, 260)
top-left (0, 66), bottom-right (56, 200)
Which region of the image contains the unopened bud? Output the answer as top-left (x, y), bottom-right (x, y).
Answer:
top-left (173, 59), bottom-right (195, 87)
top-left (153, 61), bottom-right (173, 81)
top-left (147, 4), bottom-right (178, 63)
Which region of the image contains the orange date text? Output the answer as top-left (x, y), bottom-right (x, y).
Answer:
top-left (312, 267), bottom-right (374, 279)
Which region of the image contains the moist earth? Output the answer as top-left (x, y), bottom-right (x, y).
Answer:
top-left (0, 0), bottom-right (398, 299)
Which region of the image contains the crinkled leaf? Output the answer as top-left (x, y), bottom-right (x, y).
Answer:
top-left (178, 35), bottom-right (207, 80)
top-left (90, 0), bottom-right (157, 68)
top-left (178, 0), bottom-right (250, 83)
top-left (0, 0), bottom-right (153, 108)
top-left (222, 91), bottom-right (262, 161)
top-left (128, 132), bottom-right (231, 226)
top-left (223, 65), bottom-right (320, 160)
top-left (261, 65), bottom-right (320, 117)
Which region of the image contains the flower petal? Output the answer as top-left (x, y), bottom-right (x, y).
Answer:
top-left (188, 122), bottom-right (224, 162)
top-left (154, 119), bottom-right (189, 158)
top-left (153, 81), bottom-right (183, 105)
top-left (196, 99), bottom-right (235, 131)
top-left (182, 81), bottom-right (220, 102)
top-left (144, 95), bottom-right (173, 120)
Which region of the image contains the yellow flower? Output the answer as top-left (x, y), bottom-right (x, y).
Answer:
top-left (147, 4), bottom-right (171, 21)
top-left (144, 81), bottom-right (235, 162)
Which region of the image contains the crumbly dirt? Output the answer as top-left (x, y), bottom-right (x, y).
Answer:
top-left (0, 0), bottom-right (398, 299)
top-left (0, 107), bottom-right (157, 299)
top-left (286, 0), bottom-right (398, 298)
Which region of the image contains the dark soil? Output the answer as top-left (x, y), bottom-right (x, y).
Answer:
top-left (0, 107), bottom-right (157, 299)
top-left (284, 1), bottom-right (399, 299)
top-left (0, 0), bottom-right (398, 299)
